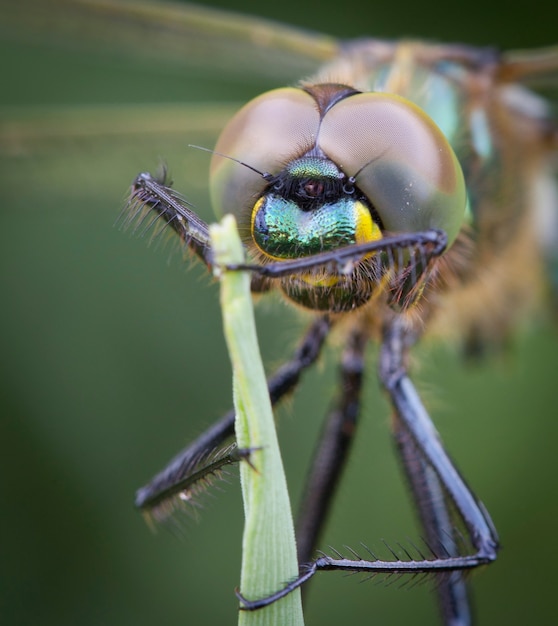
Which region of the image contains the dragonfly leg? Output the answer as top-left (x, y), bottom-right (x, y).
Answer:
top-left (135, 315), bottom-right (332, 515)
top-left (380, 316), bottom-right (499, 625)
top-left (228, 229), bottom-right (447, 280)
top-left (295, 328), bottom-right (368, 567)
top-left (123, 171), bottom-right (214, 268)
top-left (393, 414), bottom-right (472, 626)
top-left (378, 316), bottom-right (499, 563)
top-left (238, 316), bottom-right (498, 615)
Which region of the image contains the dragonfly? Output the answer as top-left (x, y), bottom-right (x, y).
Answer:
top-left (1, 1), bottom-right (557, 625)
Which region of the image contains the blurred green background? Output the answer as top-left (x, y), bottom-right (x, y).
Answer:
top-left (1, 0), bottom-right (557, 624)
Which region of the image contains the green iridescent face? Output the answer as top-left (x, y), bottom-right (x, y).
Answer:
top-left (251, 157), bottom-right (381, 260)
top-left (209, 83), bottom-right (466, 311)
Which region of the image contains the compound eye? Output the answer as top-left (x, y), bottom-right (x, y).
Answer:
top-left (319, 92), bottom-right (466, 245)
top-left (210, 88), bottom-right (320, 224)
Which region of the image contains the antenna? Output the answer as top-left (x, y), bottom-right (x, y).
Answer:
top-left (188, 145), bottom-right (275, 182)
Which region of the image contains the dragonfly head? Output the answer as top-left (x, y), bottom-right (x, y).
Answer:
top-left (209, 84), bottom-right (466, 311)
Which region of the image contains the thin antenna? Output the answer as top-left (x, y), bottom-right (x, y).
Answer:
top-left (188, 144), bottom-right (274, 181)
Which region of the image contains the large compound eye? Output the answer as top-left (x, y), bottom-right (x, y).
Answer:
top-left (319, 92), bottom-right (466, 245)
top-left (210, 88), bottom-right (320, 223)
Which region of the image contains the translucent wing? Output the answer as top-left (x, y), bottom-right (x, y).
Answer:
top-left (1, 0), bottom-right (338, 91)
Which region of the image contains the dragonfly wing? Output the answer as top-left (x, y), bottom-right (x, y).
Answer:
top-left (1, 0), bottom-right (339, 165)
top-left (1, 0), bottom-right (339, 86)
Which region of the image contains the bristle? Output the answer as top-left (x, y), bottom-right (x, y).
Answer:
top-left (138, 444), bottom-right (252, 526)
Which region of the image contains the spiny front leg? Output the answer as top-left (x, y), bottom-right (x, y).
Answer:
top-left (122, 170), bottom-right (213, 268)
top-left (135, 316), bottom-right (332, 521)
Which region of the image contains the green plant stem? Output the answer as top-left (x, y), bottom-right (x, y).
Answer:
top-left (210, 214), bottom-right (304, 626)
